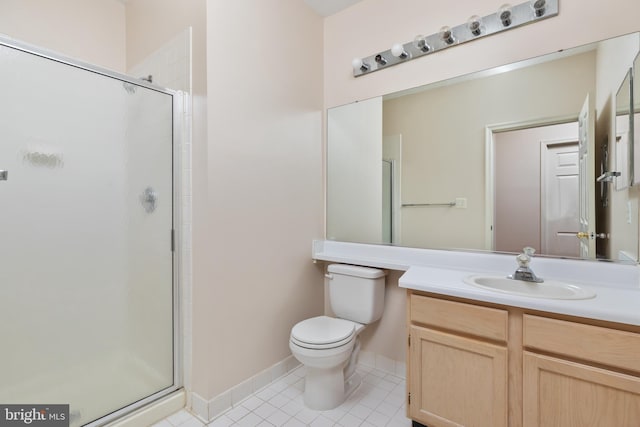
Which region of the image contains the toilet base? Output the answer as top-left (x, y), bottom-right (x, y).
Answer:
top-left (345, 371), bottom-right (362, 400)
top-left (303, 366), bottom-right (362, 411)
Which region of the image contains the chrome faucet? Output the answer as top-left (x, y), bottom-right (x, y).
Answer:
top-left (509, 247), bottom-right (544, 283)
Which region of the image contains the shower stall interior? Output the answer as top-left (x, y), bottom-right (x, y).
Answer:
top-left (0, 37), bottom-right (181, 426)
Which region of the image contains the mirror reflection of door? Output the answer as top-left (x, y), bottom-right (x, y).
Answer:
top-left (494, 121), bottom-right (581, 257)
top-left (541, 141), bottom-right (580, 257)
top-left (383, 134), bottom-right (402, 245)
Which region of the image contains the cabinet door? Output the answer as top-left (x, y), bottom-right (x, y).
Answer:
top-left (524, 352), bottom-right (640, 427)
top-left (409, 325), bottom-right (508, 427)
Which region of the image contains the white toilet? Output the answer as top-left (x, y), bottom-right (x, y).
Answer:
top-left (289, 264), bottom-right (386, 410)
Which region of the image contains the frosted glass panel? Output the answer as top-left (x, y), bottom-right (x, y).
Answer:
top-left (0, 42), bottom-right (175, 426)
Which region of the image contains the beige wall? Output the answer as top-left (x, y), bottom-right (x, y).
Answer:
top-left (204, 0), bottom-right (324, 398)
top-left (0, 0), bottom-right (126, 71)
top-left (325, 0), bottom-right (640, 364)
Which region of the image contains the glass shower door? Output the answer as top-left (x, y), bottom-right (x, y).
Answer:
top-left (0, 40), bottom-right (176, 426)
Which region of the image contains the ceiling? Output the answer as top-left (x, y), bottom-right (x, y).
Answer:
top-left (303, 0), bottom-right (364, 16)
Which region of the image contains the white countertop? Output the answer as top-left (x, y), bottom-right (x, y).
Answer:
top-left (312, 240), bottom-right (640, 326)
top-left (400, 265), bottom-right (640, 326)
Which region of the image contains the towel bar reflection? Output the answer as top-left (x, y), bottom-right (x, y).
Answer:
top-left (402, 201), bottom-right (456, 207)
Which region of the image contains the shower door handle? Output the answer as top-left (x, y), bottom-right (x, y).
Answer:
top-left (0, 170), bottom-right (7, 181)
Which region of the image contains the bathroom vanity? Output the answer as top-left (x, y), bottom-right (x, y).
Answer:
top-left (312, 240), bottom-right (640, 427)
top-left (406, 291), bottom-right (640, 427)
top-left (402, 267), bottom-right (640, 427)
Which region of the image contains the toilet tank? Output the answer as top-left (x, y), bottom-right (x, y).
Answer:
top-left (327, 264), bottom-right (386, 324)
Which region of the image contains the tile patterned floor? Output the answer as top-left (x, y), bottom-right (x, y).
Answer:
top-left (154, 364), bottom-right (412, 426)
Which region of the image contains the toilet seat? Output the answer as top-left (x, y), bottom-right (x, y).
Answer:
top-left (291, 316), bottom-right (356, 350)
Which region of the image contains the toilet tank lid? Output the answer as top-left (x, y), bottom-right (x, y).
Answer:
top-left (328, 264), bottom-right (386, 279)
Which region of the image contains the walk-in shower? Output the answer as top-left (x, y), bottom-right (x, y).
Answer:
top-left (0, 36), bottom-right (182, 426)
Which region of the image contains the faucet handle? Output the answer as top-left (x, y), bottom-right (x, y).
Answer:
top-left (516, 252), bottom-right (530, 267)
top-left (516, 247), bottom-right (536, 267)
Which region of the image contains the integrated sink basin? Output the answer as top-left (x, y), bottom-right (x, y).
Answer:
top-left (464, 275), bottom-right (597, 300)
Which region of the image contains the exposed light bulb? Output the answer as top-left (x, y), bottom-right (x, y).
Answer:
top-left (375, 54), bottom-right (387, 66)
top-left (413, 35), bottom-right (431, 53)
top-left (391, 43), bottom-right (409, 59)
top-left (498, 4), bottom-right (513, 27)
top-left (351, 57), bottom-right (369, 72)
top-left (532, 0), bottom-right (546, 17)
top-left (467, 15), bottom-right (482, 36)
top-left (439, 26), bottom-right (455, 45)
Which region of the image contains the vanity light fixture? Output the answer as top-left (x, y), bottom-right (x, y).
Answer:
top-left (498, 4), bottom-right (513, 27)
top-left (467, 15), bottom-right (483, 36)
top-left (532, 0), bottom-right (547, 17)
top-left (391, 43), bottom-right (410, 59)
top-left (352, 0), bottom-right (559, 77)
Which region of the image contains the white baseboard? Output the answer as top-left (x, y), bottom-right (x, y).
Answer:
top-left (358, 351), bottom-right (406, 378)
top-left (189, 355), bottom-right (301, 422)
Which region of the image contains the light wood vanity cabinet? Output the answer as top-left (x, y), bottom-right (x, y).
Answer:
top-left (408, 294), bottom-right (509, 427)
top-left (522, 315), bottom-right (640, 426)
top-left (407, 291), bottom-right (640, 427)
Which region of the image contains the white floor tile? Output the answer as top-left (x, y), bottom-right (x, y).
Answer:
top-left (350, 403), bottom-right (375, 420)
top-left (282, 417), bottom-right (307, 427)
top-left (365, 411), bottom-right (391, 427)
top-left (266, 408), bottom-right (291, 426)
top-left (281, 386), bottom-right (302, 400)
top-left (375, 401), bottom-right (400, 417)
top-left (166, 410), bottom-right (193, 426)
top-left (337, 413), bottom-right (364, 426)
top-left (320, 407), bottom-right (346, 422)
top-left (294, 408), bottom-right (321, 424)
top-left (253, 388), bottom-right (275, 402)
top-left (178, 417), bottom-right (204, 427)
top-left (309, 415), bottom-right (334, 427)
top-left (235, 412), bottom-right (263, 427)
top-left (268, 393), bottom-right (292, 408)
top-left (280, 399), bottom-right (304, 417)
top-left (207, 415), bottom-right (235, 427)
top-left (225, 405), bottom-right (250, 422)
top-left (157, 364), bottom-right (412, 427)
top-left (254, 402), bottom-right (279, 419)
top-left (240, 395), bottom-right (265, 411)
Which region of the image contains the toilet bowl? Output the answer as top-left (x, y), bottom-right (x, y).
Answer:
top-left (289, 315), bottom-right (365, 410)
top-left (289, 264), bottom-right (386, 410)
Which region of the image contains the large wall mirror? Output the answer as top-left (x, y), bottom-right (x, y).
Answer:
top-left (327, 32), bottom-right (640, 263)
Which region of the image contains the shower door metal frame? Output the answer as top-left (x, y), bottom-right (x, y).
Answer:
top-left (0, 34), bottom-right (183, 426)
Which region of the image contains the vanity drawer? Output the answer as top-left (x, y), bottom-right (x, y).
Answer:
top-left (523, 314), bottom-right (640, 373)
top-left (410, 294), bottom-right (508, 342)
